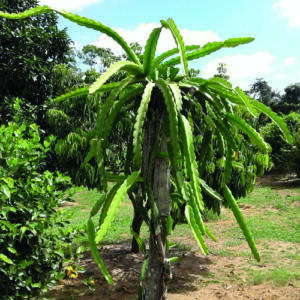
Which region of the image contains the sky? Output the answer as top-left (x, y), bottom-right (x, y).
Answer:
top-left (38, 0), bottom-right (300, 93)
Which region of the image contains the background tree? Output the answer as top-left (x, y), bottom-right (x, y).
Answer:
top-left (214, 62), bottom-right (230, 81)
top-left (273, 83), bottom-right (300, 114)
top-left (247, 78), bottom-right (280, 107)
top-left (188, 68), bottom-right (200, 78)
top-left (78, 45), bottom-right (121, 72)
top-left (1, 7), bottom-right (292, 300)
top-left (261, 112), bottom-right (300, 177)
top-left (0, 0), bottom-right (71, 129)
top-left (246, 78), bottom-right (300, 173)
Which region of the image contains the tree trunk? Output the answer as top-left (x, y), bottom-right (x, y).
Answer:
top-left (143, 119), bottom-right (171, 300)
top-left (130, 115), bottom-right (156, 254)
top-left (131, 206), bottom-right (144, 253)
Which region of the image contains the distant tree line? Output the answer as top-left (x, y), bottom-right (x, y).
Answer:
top-left (246, 78), bottom-right (300, 115)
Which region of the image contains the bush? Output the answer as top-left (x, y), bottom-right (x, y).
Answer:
top-left (0, 122), bottom-right (77, 299)
top-left (261, 112), bottom-right (300, 177)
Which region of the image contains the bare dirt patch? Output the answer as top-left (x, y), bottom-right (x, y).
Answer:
top-left (48, 175), bottom-right (300, 299)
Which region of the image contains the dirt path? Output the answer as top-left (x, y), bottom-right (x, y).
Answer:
top-left (48, 175), bottom-right (300, 300)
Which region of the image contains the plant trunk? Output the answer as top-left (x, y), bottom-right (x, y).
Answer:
top-left (130, 114), bottom-right (156, 254)
top-left (131, 206), bottom-right (143, 253)
top-left (143, 115), bottom-right (171, 300)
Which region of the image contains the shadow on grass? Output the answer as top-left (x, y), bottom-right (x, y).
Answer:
top-left (257, 173), bottom-right (300, 189)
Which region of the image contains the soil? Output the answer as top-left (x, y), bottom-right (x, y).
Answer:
top-left (48, 174), bottom-right (300, 300)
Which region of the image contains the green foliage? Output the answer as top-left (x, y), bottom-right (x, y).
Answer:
top-left (133, 82), bottom-right (155, 169)
top-left (235, 87), bottom-right (258, 118)
top-left (223, 185), bottom-right (260, 261)
top-left (252, 99), bottom-right (293, 144)
top-left (156, 78), bottom-right (181, 168)
top-left (214, 62), bottom-right (230, 81)
top-left (162, 37), bottom-right (254, 67)
top-left (0, 122), bottom-right (77, 299)
top-left (161, 18), bottom-right (189, 75)
top-left (276, 83), bottom-right (300, 114)
top-left (246, 78), bottom-right (280, 107)
top-left (131, 230), bottom-right (147, 255)
top-left (95, 171), bottom-right (140, 244)
top-left (0, 0), bottom-right (71, 129)
top-left (185, 205), bottom-right (208, 255)
top-left (179, 115), bottom-right (204, 211)
top-left (153, 45), bottom-right (200, 69)
top-left (98, 183), bottom-right (122, 226)
top-left (247, 79), bottom-right (300, 115)
top-left (143, 27), bottom-right (162, 75)
top-left (49, 61), bottom-right (133, 187)
top-left (261, 112), bottom-right (300, 177)
top-left (186, 103), bottom-right (273, 214)
top-left (0, 4), bottom-right (139, 65)
top-left (78, 45), bottom-right (122, 72)
top-left (226, 113), bottom-right (269, 153)
top-left (87, 219), bottom-right (113, 284)
top-left (90, 194), bottom-right (106, 217)
top-left (0, 7), bottom-right (293, 298)
top-left (90, 62), bottom-right (142, 93)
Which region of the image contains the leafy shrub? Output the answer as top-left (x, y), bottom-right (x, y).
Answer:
top-left (261, 112), bottom-right (300, 177)
top-left (0, 122), bottom-right (77, 299)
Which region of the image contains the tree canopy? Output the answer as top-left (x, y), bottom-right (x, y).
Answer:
top-left (275, 83), bottom-right (300, 114)
top-left (0, 0), bottom-right (71, 125)
top-left (247, 78), bottom-right (300, 115)
top-left (246, 78), bottom-right (280, 107)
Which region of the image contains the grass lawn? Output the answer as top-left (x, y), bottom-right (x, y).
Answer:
top-left (47, 174), bottom-right (300, 299)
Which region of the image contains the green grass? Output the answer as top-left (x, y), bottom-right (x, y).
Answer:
top-left (224, 239), bottom-right (243, 247)
top-left (65, 181), bottom-right (300, 247)
top-left (226, 216), bottom-right (300, 243)
top-left (226, 185), bottom-right (300, 244)
top-left (63, 188), bottom-right (150, 246)
top-left (284, 252), bottom-right (300, 260)
top-left (247, 267), bottom-right (300, 286)
top-left (59, 178), bottom-right (300, 290)
top-left (216, 249), bottom-right (233, 257)
top-left (216, 180), bottom-right (300, 287)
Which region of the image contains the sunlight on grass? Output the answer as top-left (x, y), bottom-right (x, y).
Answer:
top-left (65, 188), bottom-right (150, 246)
top-left (65, 180), bottom-right (300, 250)
top-left (226, 209), bottom-right (300, 243)
top-left (248, 267), bottom-right (300, 286)
top-left (225, 182), bottom-right (300, 244)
